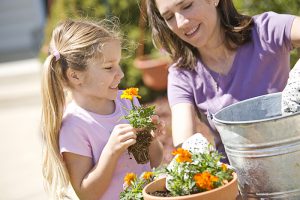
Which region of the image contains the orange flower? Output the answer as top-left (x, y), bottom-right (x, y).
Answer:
top-left (221, 163), bottom-right (227, 171)
top-left (172, 148), bottom-right (192, 163)
top-left (124, 173), bottom-right (137, 186)
top-left (121, 88), bottom-right (141, 101)
top-left (143, 172), bottom-right (153, 180)
top-left (194, 171), bottom-right (219, 191)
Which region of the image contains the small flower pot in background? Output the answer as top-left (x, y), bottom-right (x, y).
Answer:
top-left (142, 173), bottom-right (238, 200)
top-left (134, 56), bottom-right (170, 91)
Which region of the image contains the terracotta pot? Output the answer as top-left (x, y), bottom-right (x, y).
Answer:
top-left (133, 56), bottom-right (170, 91)
top-left (143, 173), bottom-right (238, 200)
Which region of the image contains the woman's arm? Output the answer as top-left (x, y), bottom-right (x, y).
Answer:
top-left (171, 103), bottom-right (197, 147)
top-left (291, 16), bottom-right (300, 48)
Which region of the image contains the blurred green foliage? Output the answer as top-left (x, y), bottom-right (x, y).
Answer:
top-left (41, 0), bottom-right (299, 102)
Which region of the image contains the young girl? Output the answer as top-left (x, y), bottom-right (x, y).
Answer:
top-left (41, 19), bottom-right (163, 200)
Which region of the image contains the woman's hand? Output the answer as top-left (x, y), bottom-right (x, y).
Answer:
top-left (105, 124), bottom-right (137, 156)
top-left (282, 59), bottom-right (300, 114)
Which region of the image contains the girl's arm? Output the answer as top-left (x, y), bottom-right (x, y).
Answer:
top-left (291, 16), bottom-right (300, 48)
top-left (171, 103), bottom-right (197, 147)
top-left (63, 124), bottom-right (136, 200)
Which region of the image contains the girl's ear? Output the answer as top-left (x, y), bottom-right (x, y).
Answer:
top-left (66, 68), bottom-right (83, 86)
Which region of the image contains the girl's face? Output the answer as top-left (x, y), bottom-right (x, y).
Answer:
top-left (155, 0), bottom-right (220, 48)
top-left (76, 40), bottom-right (124, 104)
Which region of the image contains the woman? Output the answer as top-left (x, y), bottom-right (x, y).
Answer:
top-left (146, 0), bottom-right (300, 162)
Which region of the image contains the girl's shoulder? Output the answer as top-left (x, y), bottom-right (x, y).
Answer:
top-left (62, 101), bottom-right (94, 126)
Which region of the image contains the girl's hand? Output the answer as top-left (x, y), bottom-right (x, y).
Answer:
top-left (105, 124), bottom-right (137, 156)
top-left (150, 115), bottom-right (165, 138)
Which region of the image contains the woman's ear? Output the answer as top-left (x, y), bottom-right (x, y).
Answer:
top-left (66, 68), bottom-right (82, 86)
top-left (212, 0), bottom-right (219, 7)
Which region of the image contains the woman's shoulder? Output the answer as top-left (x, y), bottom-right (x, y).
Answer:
top-left (253, 11), bottom-right (295, 27)
top-left (251, 11), bottom-right (295, 50)
top-left (168, 61), bottom-right (198, 76)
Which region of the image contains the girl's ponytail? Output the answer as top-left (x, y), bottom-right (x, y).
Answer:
top-left (41, 54), bottom-right (69, 199)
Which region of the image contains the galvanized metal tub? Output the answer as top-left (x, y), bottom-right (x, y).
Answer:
top-left (213, 92), bottom-right (300, 200)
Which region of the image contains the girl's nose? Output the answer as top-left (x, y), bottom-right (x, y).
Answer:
top-left (117, 66), bottom-right (124, 79)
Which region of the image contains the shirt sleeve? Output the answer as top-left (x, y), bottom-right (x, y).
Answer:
top-left (59, 119), bottom-right (92, 158)
top-left (256, 12), bottom-right (295, 52)
top-left (167, 66), bottom-right (194, 108)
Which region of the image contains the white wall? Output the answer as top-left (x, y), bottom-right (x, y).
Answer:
top-left (0, 0), bottom-right (46, 61)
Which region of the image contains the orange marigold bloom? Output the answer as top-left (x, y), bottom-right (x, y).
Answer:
top-left (194, 171), bottom-right (219, 191)
top-left (121, 88), bottom-right (141, 101)
top-left (172, 148), bottom-right (192, 163)
top-left (143, 172), bottom-right (153, 180)
top-left (124, 173), bottom-right (137, 186)
top-left (221, 163), bottom-right (227, 171)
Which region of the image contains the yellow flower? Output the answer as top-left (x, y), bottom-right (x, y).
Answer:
top-left (194, 171), bottom-right (219, 191)
top-left (124, 173), bottom-right (137, 186)
top-left (143, 172), bottom-right (153, 180)
top-left (121, 88), bottom-right (141, 101)
top-left (221, 163), bottom-right (227, 171)
top-left (172, 148), bottom-right (192, 163)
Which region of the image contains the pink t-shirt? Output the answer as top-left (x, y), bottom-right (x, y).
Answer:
top-left (59, 91), bottom-right (151, 200)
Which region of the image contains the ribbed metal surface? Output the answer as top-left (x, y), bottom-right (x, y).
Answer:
top-left (214, 93), bottom-right (300, 200)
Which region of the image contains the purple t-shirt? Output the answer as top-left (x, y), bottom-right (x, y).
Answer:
top-left (59, 91), bottom-right (150, 200)
top-left (168, 12), bottom-right (295, 157)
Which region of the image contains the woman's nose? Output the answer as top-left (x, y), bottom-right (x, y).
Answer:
top-left (175, 12), bottom-right (189, 29)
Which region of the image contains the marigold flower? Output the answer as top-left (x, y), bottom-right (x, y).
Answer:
top-left (121, 88), bottom-right (141, 101)
top-left (172, 148), bottom-right (192, 163)
top-left (143, 172), bottom-right (153, 180)
top-left (221, 163), bottom-right (227, 171)
top-left (124, 173), bottom-right (137, 186)
top-left (194, 171), bottom-right (219, 191)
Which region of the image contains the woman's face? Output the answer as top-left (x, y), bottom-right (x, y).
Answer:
top-left (155, 0), bottom-right (220, 48)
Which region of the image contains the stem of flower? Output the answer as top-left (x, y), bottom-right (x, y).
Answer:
top-left (131, 100), bottom-right (136, 110)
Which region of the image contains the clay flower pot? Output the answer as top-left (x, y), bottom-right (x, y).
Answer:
top-left (133, 56), bottom-right (170, 91)
top-left (142, 173), bottom-right (238, 200)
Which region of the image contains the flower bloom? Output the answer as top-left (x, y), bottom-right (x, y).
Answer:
top-left (124, 173), bottom-right (137, 186)
top-left (121, 88), bottom-right (141, 101)
top-left (221, 163), bottom-right (227, 171)
top-left (194, 171), bottom-right (219, 191)
top-left (143, 172), bottom-right (153, 180)
top-left (172, 148), bottom-right (192, 163)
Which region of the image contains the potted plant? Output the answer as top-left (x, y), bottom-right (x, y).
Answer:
top-left (121, 88), bottom-right (157, 164)
top-left (120, 171), bottom-right (155, 200)
top-left (142, 145), bottom-right (238, 200)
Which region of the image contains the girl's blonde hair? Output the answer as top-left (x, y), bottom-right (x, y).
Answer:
top-left (41, 19), bottom-right (121, 199)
